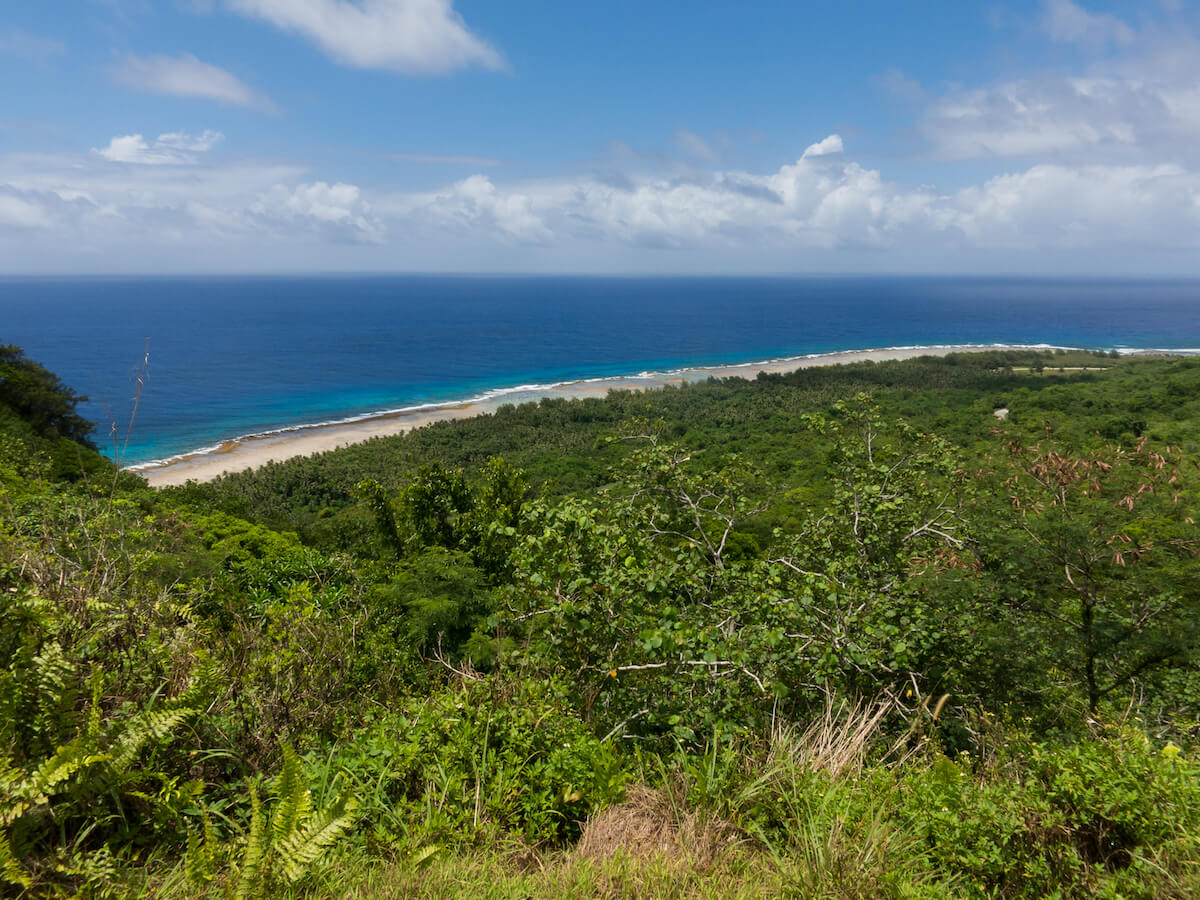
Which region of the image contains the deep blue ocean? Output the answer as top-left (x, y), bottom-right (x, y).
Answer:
top-left (4, 275), bottom-right (1200, 465)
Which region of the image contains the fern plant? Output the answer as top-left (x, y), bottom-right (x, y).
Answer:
top-left (0, 674), bottom-right (198, 891)
top-left (224, 745), bottom-right (358, 898)
top-left (0, 828), bottom-right (31, 889)
top-left (184, 807), bottom-right (220, 887)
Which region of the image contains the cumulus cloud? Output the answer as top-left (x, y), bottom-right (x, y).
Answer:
top-left (801, 134), bottom-right (844, 159)
top-left (372, 138), bottom-right (1190, 256)
top-left (252, 181), bottom-right (385, 243)
top-left (0, 185), bottom-right (110, 236)
top-left (921, 24), bottom-right (1200, 161)
top-left (385, 141), bottom-right (1200, 255)
top-left (954, 163), bottom-right (1200, 248)
top-left (110, 54), bottom-right (278, 113)
top-left (228, 0), bottom-right (504, 74)
top-left (93, 131), bottom-right (224, 165)
top-left (410, 174), bottom-right (552, 244)
top-left (5, 131), bottom-right (1200, 270)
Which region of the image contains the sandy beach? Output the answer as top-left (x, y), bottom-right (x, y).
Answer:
top-left (132, 345), bottom-right (1029, 487)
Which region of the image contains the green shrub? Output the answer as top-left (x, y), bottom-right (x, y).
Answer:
top-left (322, 676), bottom-right (628, 850)
top-left (900, 724), bottom-right (1200, 897)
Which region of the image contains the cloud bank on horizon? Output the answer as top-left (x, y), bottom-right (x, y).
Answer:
top-left (1, 0), bottom-right (1200, 274)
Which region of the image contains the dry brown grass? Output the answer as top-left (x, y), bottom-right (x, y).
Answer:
top-left (574, 784), bottom-right (744, 872)
top-left (767, 693), bottom-right (900, 779)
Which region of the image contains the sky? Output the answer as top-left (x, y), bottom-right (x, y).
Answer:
top-left (2, 0), bottom-right (1200, 275)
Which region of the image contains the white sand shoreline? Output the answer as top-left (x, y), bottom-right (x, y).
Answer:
top-left (131, 344), bottom-right (1061, 487)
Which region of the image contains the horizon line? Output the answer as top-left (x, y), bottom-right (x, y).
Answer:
top-left (5, 271), bottom-right (1200, 281)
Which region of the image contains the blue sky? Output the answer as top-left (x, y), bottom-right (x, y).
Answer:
top-left (2, 0), bottom-right (1200, 274)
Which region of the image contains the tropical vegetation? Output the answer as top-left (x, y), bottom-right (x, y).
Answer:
top-left (2, 343), bottom-right (1198, 897)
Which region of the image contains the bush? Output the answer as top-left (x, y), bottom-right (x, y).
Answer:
top-left (900, 724), bottom-right (1200, 897)
top-left (321, 676), bottom-right (628, 850)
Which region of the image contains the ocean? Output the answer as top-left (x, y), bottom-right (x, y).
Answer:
top-left (4, 275), bottom-right (1200, 466)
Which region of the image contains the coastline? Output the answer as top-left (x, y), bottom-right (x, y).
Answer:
top-left (131, 344), bottom-right (1050, 487)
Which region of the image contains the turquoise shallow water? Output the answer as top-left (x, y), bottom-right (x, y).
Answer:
top-left (4, 275), bottom-right (1199, 465)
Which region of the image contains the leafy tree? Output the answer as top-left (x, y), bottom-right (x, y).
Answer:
top-left (358, 458), bottom-right (530, 577)
top-left (399, 462), bottom-right (475, 551)
top-left (463, 456), bottom-right (529, 577)
top-left (775, 399), bottom-right (982, 700)
top-left (979, 437), bottom-right (1200, 714)
top-left (0, 345), bottom-right (94, 447)
top-left (368, 547), bottom-right (494, 663)
top-left (502, 436), bottom-right (783, 743)
top-left (612, 427), bottom-right (770, 570)
top-left (355, 477), bottom-right (405, 558)
top-left (502, 408), bottom-right (991, 742)
top-left (793, 397), bottom-right (970, 581)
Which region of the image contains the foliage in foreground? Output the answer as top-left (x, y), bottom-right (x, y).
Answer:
top-left (2, 347), bottom-right (1199, 897)
top-left (141, 718), bottom-right (1200, 900)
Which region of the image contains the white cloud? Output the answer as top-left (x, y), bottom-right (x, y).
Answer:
top-left (1041, 0), bottom-right (1134, 48)
top-left (388, 147), bottom-right (1200, 255)
top-left (412, 174), bottom-right (552, 244)
top-left (110, 54), bottom-right (278, 113)
top-left (952, 163), bottom-right (1200, 249)
top-left (801, 134), bottom-right (844, 159)
top-left (0, 146), bottom-right (385, 254)
top-left (93, 131), bottom-right (224, 165)
top-left (0, 184), bottom-right (113, 235)
top-left (94, 135), bottom-right (159, 164)
top-left (5, 133), bottom-right (1200, 271)
top-left (0, 187), bottom-right (55, 230)
top-left (252, 182), bottom-right (385, 243)
top-left (921, 27), bottom-right (1200, 161)
top-left (925, 80), bottom-right (1133, 158)
top-left (228, 0), bottom-right (504, 74)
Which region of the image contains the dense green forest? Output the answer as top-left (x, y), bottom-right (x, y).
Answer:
top-left (2, 343), bottom-right (1199, 898)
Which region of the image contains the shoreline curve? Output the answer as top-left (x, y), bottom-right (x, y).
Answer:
top-left (130, 343), bottom-right (1083, 487)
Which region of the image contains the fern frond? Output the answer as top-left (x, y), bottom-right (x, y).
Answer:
top-left (174, 661), bottom-right (218, 709)
top-left (184, 808), bottom-right (217, 885)
top-left (270, 745), bottom-right (312, 845)
top-left (0, 742), bottom-right (107, 830)
top-left (0, 672), bottom-right (18, 749)
top-left (57, 844), bottom-right (120, 895)
top-left (81, 597), bottom-right (114, 615)
top-left (0, 756), bottom-right (21, 796)
top-left (202, 805), bottom-right (217, 856)
top-left (234, 782), bottom-right (267, 900)
top-left (32, 641), bottom-right (76, 741)
top-left (160, 598), bottom-right (198, 626)
top-left (184, 827), bottom-right (204, 882)
top-left (85, 666), bottom-right (104, 749)
top-left (276, 795), bottom-right (358, 883)
top-left (0, 829), bottom-right (31, 888)
top-left (108, 707), bottom-right (196, 773)
top-left (0, 754), bottom-right (30, 831)
top-left (16, 740), bottom-right (108, 814)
